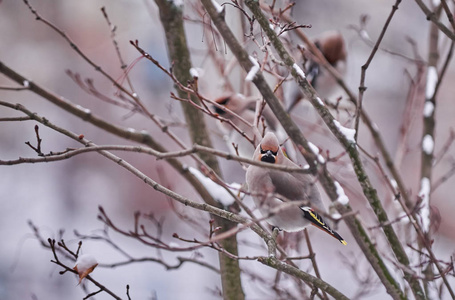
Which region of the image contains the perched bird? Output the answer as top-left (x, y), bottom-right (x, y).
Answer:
top-left (213, 93), bottom-right (296, 160)
top-left (246, 132), bottom-right (346, 245)
top-left (213, 93), bottom-right (278, 135)
top-left (285, 31), bottom-right (347, 113)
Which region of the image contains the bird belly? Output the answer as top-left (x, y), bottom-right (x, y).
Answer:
top-left (256, 197), bottom-right (310, 232)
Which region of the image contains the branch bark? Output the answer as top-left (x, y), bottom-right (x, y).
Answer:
top-left (153, 1), bottom-right (244, 299)
top-left (199, 1), bottom-right (427, 299)
top-left (257, 256), bottom-right (349, 300)
top-left (242, 2), bottom-right (428, 299)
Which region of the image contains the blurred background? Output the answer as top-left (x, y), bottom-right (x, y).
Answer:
top-left (0, 0), bottom-right (454, 299)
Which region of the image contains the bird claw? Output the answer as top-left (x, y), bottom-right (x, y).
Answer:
top-left (271, 226), bottom-right (280, 239)
top-left (267, 226), bottom-right (280, 257)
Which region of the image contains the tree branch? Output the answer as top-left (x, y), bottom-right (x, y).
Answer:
top-left (257, 256), bottom-right (349, 300)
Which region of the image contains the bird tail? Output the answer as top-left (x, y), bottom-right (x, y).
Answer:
top-left (301, 207), bottom-right (347, 245)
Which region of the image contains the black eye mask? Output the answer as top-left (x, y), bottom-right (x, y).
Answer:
top-left (213, 97), bottom-right (230, 115)
top-left (260, 146), bottom-right (277, 156)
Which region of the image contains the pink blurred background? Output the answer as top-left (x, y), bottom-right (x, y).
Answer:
top-left (1, 0), bottom-right (454, 299)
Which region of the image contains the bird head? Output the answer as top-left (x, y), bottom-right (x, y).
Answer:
top-left (317, 31), bottom-right (347, 66)
top-left (254, 132), bottom-right (283, 164)
top-left (213, 95), bottom-right (231, 115)
top-left (213, 93), bottom-right (250, 116)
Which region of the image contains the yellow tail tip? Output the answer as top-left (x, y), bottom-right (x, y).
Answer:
top-left (340, 240), bottom-right (347, 246)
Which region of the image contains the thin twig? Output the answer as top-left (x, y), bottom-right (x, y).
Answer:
top-left (47, 239), bottom-right (122, 300)
top-left (257, 256), bottom-right (349, 300)
top-left (304, 229), bottom-right (328, 300)
top-left (25, 125), bottom-right (43, 156)
top-left (414, 0), bottom-right (455, 41)
top-left (0, 116), bottom-right (32, 122)
top-left (355, 0), bottom-right (402, 142)
top-left (0, 86), bottom-right (29, 91)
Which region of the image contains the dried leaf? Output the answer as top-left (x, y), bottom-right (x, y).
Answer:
top-left (73, 254), bottom-right (98, 284)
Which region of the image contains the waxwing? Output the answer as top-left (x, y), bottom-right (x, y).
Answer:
top-left (214, 93), bottom-right (278, 135)
top-left (284, 31), bottom-right (347, 113)
top-left (213, 93), bottom-right (296, 160)
top-left (245, 132), bottom-right (346, 245)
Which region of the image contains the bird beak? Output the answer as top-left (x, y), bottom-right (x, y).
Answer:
top-left (260, 150), bottom-right (276, 164)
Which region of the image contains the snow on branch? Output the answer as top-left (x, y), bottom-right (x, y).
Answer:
top-left (292, 63), bottom-right (306, 79)
top-left (418, 177), bottom-right (431, 232)
top-left (333, 120), bottom-right (356, 144)
top-left (307, 142), bottom-right (326, 164)
top-left (422, 134), bottom-right (434, 155)
top-left (423, 101), bottom-right (435, 117)
top-left (188, 167), bottom-right (240, 206)
top-left (211, 0), bottom-right (224, 14)
top-left (245, 56), bottom-right (260, 81)
top-left (425, 66), bottom-right (438, 99)
top-left (334, 181), bottom-right (349, 205)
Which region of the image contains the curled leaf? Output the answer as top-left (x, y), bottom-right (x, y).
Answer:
top-left (73, 254), bottom-right (98, 284)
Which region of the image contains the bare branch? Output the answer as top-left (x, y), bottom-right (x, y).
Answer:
top-left (47, 239), bottom-right (122, 300)
top-left (257, 256), bottom-right (350, 300)
top-left (356, 0), bottom-right (402, 142)
top-left (414, 0), bottom-right (455, 41)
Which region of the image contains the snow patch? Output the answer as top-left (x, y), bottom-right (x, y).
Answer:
top-left (425, 66), bottom-right (438, 99)
top-left (419, 177), bottom-right (431, 232)
top-left (308, 142), bottom-right (325, 164)
top-left (170, 0), bottom-right (184, 6)
top-left (74, 254), bottom-right (98, 283)
top-left (423, 101), bottom-right (434, 117)
top-left (23, 80), bottom-right (30, 88)
top-left (331, 213), bottom-right (342, 220)
top-left (211, 0), bottom-right (224, 14)
top-left (75, 254), bottom-right (98, 271)
top-left (333, 120), bottom-right (356, 144)
top-left (334, 181), bottom-right (349, 205)
top-left (188, 167), bottom-right (237, 206)
top-left (76, 105), bottom-right (91, 114)
top-left (190, 67), bottom-right (204, 78)
top-left (422, 134), bottom-right (434, 154)
top-left (316, 97), bottom-right (325, 106)
top-left (246, 56), bottom-right (260, 82)
top-left (293, 63), bottom-right (306, 79)
top-left (390, 179), bottom-right (398, 189)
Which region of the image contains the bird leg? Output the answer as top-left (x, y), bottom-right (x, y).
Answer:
top-left (267, 226), bottom-right (280, 257)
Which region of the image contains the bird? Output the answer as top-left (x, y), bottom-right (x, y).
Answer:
top-left (213, 93), bottom-right (297, 160)
top-left (245, 132), bottom-right (347, 245)
top-left (284, 31), bottom-right (347, 113)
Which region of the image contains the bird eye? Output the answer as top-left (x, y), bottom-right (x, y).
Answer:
top-left (260, 146), bottom-right (277, 156)
top-left (214, 106), bottom-right (226, 115)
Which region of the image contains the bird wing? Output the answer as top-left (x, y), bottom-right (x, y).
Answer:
top-left (301, 207), bottom-right (347, 245)
top-left (268, 171), bottom-right (320, 204)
